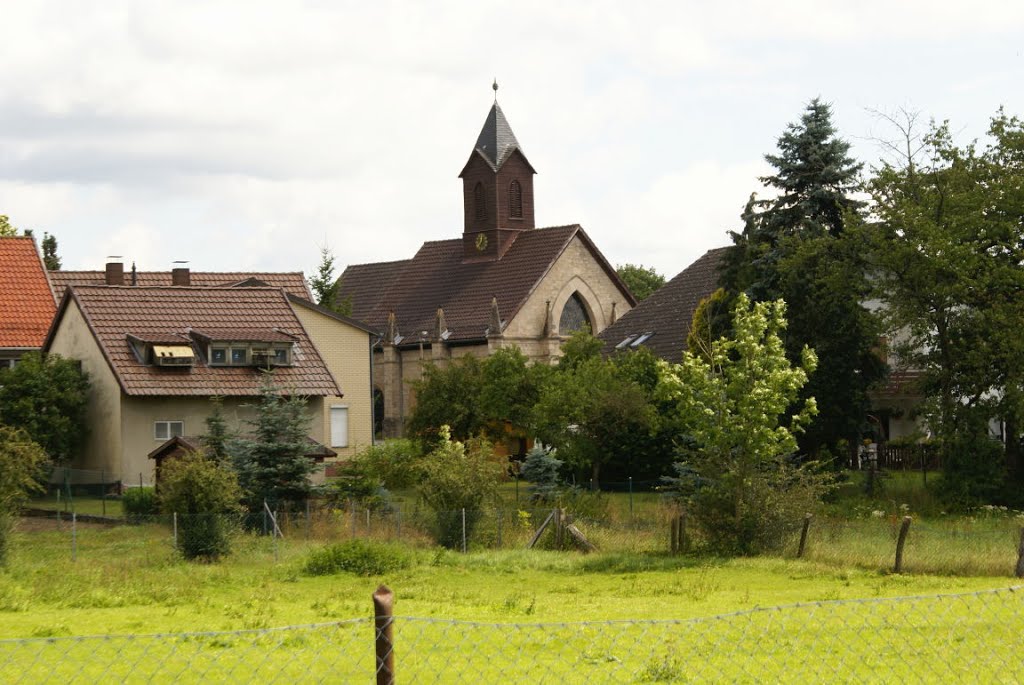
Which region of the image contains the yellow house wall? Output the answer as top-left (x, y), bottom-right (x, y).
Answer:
top-left (291, 304), bottom-right (373, 461)
top-left (46, 300), bottom-right (124, 477)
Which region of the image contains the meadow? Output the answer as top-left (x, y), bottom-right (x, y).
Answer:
top-left (6, 472), bottom-right (1024, 681)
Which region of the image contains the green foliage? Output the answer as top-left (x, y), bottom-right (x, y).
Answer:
top-left (687, 288), bottom-right (734, 362)
top-left (535, 336), bottom-right (659, 488)
top-left (658, 294), bottom-right (834, 554)
top-left (341, 439), bottom-right (424, 491)
top-left (122, 487), bottom-right (157, 522)
top-left (0, 215), bottom-right (15, 237)
top-left (200, 397), bottom-right (235, 465)
top-left (159, 452), bottom-right (243, 560)
top-left (408, 347), bottom-right (548, 445)
top-left (867, 110), bottom-right (1024, 503)
top-left (0, 426), bottom-right (47, 566)
top-left (0, 352), bottom-right (90, 464)
top-left (519, 445), bottom-right (564, 502)
top-left (417, 427), bottom-right (504, 548)
top-left (41, 232), bottom-right (61, 270)
top-left (722, 99), bottom-right (882, 461)
top-left (330, 461), bottom-right (391, 512)
top-left (232, 373), bottom-right (318, 512)
top-left (307, 245), bottom-right (351, 315)
top-left (616, 263), bottom-right (666, 302)
top-left (302, 540), bottom-right (412, 576)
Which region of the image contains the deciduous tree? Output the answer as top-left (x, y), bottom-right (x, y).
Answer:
top-left (616, 263), bottom-right (665, 302)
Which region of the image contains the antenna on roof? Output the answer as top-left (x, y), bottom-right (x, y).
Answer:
top-left (492, 78), bottom-right (498, 102)
top-left (172, 260), bottom-right (189, 265)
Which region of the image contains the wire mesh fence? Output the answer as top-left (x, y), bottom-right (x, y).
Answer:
top-left (2, 585), bottom-right (1022, 683)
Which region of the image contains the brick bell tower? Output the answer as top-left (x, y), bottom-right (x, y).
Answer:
top-left (459, 82), bottom-right (537, 262)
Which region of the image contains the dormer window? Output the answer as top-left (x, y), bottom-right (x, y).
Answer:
top-left (207, 342), bottom-right (293, 367)
top-left (509, 179), bottom-right (523, 218)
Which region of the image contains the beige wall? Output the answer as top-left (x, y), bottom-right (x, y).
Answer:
top-left (291, 304), bottom-right (374, 461)
top-left (46, 300), bottom-right (124, 477)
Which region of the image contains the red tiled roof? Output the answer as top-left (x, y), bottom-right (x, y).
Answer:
top-left (0, 237), bottom-right (57, 349)
top-left (338, 225), bottom-right (632, 343)
top-left (598, 247), bottom-right (729, 363)
top-left (49, 271), bottom-right (311, 300)
top-left (47, 286), bottom-right (340, 397)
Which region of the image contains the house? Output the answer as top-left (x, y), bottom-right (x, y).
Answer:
top-left (337, 97), bottom-right (635, 439)
top-left (43, 284), bottom-right (375, 486)
top-left (0, 236), bottom-right (56, 368)
top-left (49, 263), bottom-right (311, 299)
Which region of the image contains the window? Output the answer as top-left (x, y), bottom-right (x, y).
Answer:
top-left (330, 406), bottom-right (349, 448)
top-left (630, 332), bottom-right (654, 347)
top-left (474, 182), bottom-right (487, 220)
top-left (231, 348), bottom-right (248, 365)
top-left (154, 421), bottom-right (184, 441)
top-left (210, 348), bottom-right (227, 364)
top-left (509, 179), bottom-right (523, 218)
top-left (559, 292), bottom-right (592, 335)
top-left (272, 347), bottom-right (291, 365)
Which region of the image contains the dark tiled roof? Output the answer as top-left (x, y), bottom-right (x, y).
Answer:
top-left (469, 102), bottom-right (533, 172)
top-left (338, 225), bottom-right (631, 344)
top-left (0, 237), bottom-right (56, 349)
top-left (870, 369), bottom-right (925, 399)
top-left (49, 271), bottom-right (311, 300)
top-left (599, 247), bottom-right (729, 363)
top-left (48, 286), bottom-right (340, 397)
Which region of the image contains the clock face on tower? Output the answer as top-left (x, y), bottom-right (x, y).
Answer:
top-left (475, 233), bottom-right (489, 252)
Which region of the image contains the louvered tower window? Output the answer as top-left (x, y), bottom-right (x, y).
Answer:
top-left (559, 293), bottom-right (591, 334)
top-left (509, 179), bottom-right (523, 218)
top-left (474, 182), bottom-right (487, 220)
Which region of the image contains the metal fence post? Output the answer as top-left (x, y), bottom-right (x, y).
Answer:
top-left (373, 585), bottom-right (395, 685)
top-left (366, 509), bottom-right (371, 535)
top-left (305, 499), bottom-right (311, 542)
top-left (894, 516), bottom-right (912, 573)
top-left (671, 516), bottom-right (679, 554)
top-left (173, 512), bottom-right (178, 548)
top-left (101, 468), bottom-right (106, 517)
top-left (461, 508), bottom-right (467, 553)
top-left (396, 508), bottom-right (401, 540)
top-left (497, 509), bottom-right (503, 549)
top-left (71, 512), bottom-right (77, 562)
top-left (628, 476), bottom-right (633, 517)
top-left (1015, 527), bottom-right (1024, 578)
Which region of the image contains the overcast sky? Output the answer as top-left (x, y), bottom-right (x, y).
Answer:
top-left (1, 2), bottom-right (1022, 281)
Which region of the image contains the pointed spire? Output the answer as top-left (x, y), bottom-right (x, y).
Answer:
top-left (488, 297), bottom-right (503, 337)
top-left (473, 101), bottom-right (529, 171)
top-left (386, 311), bottom-right (398, 344)
top-left (434, 307), bottom-right (447, 341)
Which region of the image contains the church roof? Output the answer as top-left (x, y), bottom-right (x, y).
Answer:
top-left (599, 247), bottom-right (729, 363)
top-left (468, 102), bottom-right (533, 172)
top-left (338, 225), bottom-right (630, 345)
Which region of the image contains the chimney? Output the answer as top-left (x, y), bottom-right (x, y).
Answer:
top-left (105, 260), bottom-right (124, 285)
top-left (171, 261), bottom-right (190, 286)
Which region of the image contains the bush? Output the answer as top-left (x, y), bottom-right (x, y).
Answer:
top-left (159, 452), bottom-right (243, 561)
top-left (122, 487), bottom-right (157, 522)
top-left (303, 540), bottom-right (412, 576)
top-left (417, 427), bottom-right (504, 548)
top-left (0, 427), bottom-right (48, 566)
top-left (351, 439), bottom-right (424, 490)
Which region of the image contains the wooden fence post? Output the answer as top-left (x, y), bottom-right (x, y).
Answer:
top-left (1015, 527), bottom-right (1024, 579)
top-left (797, 513), bottom-right (812, 558)
top-left (893, 516), bottom-right (912, 574)
top-left (553, 508), bottom-right (563, 549)
top-left (372, 585), bottom-right (395, 685)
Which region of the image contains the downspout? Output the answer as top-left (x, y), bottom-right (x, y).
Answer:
top-left (369, 334), bottom-right (383, 445)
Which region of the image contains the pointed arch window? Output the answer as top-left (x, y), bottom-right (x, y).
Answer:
top-left (559, 292), bottom-right (592, 335)
top-left (509, 179), bottom-right (523, 219)
top-left (474, 182), bottom-right (487, 221)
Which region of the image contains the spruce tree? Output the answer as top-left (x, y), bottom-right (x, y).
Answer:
top-left (232, 374), bottom-right (317, 512)
top-left (200, 396), bottom-right (234, 465)
top-left (724, 98), bottom-right (883, 462)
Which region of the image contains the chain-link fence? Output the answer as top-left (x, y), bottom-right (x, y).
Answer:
top-left (2, 585), bottom-right (1022, 683)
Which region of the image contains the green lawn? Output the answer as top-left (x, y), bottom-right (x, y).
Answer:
top-left (1, 518), bottom-right (1022, 682)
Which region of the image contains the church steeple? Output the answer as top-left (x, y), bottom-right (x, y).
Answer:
top-left (459, 90), bottom-right (537, 262)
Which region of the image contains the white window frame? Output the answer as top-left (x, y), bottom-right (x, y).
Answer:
top-left (154, 420), bottom-right (185, 441)
top-left (330, 406), bottom-right (349, 448)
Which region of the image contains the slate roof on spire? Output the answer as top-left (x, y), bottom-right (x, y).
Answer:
top-left (471, 102), bottom-right (533, 171)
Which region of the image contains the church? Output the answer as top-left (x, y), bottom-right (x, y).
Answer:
top-left (337, 95), bottom-right (635, 439)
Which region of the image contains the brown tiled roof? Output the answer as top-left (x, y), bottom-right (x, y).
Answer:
top-left (0, 237), bottom-right (57, 349)
top-left (599, 247), bottom-right (729, 363)
top-left (46, 286), bottom-right (341, 397)
top-left (49, 271), bottom-right (311, 300)
top-left (337, 225), bottom-right (633, 344)
top-left (870, 369), bottom-right (925, 399)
